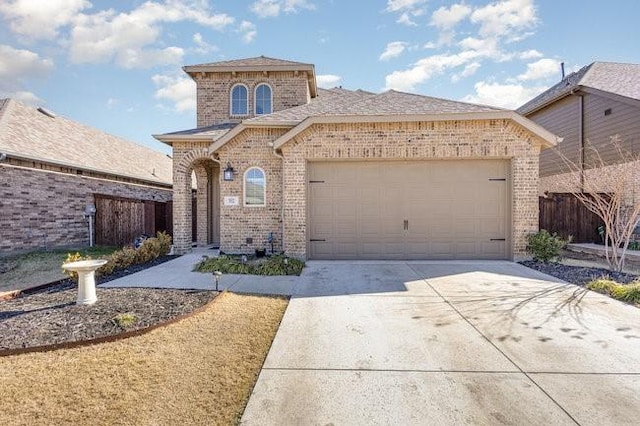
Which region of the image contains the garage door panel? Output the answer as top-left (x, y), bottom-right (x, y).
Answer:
top-left (308, 160), bottom-right (509, 260)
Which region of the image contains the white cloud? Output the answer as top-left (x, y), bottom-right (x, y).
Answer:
top-left (517, 58), bottom-right (561, 81)
top-left (387, 0), bottom-right (426, 26)
top-left (379, 41), bottom-right (408, 61)
top-left (0, 0), bottom-right (90, 39)
top-left (251, 0), bottom-right (315, 18)
top-left (462, 81), bottom-right (545, 109)
top-left (0, 45), bottom-right (53, 103)
top-left (152, 73), bottom-right (196, 112)
top-left (519, 49), bottom-right (543, 60)
top-left (451, 62), bottom-right (481, 82)
top-left (386, 0), bottom-right (426, 12)
top-left (470, 0), bottom-right (537, 39)
top-left (238, 21), bottom-right (257, 43)
top-left (68, 1), bottom-right (234, 68)
top-left (316, 74), bottom-right (342, 88)
top-left (11, 90), bottom-right (43, 105)
top-left (430, 4), bottom-right (472, 30)
top-left (193, 32), bottom-right (218, 54)
top-left (385, 51), bottom-right (479, 91)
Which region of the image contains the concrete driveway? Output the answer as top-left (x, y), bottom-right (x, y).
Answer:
top-left (241, 261), bottom-right (640, 426)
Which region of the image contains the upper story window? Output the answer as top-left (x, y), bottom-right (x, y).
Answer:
top-left (255, 84), bottom-right (272, 115)
top-left (230, 84), bottom-right (248, 116)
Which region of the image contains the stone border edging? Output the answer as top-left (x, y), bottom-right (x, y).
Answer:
top-left (0, 291), bottom-right (225, 357)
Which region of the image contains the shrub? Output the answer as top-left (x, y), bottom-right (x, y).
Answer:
top-left (63, 231), bottom-right (173, 281)
top-left (256, 255), bottom-right (305, 276)
top-left (195, 254), bottom-right (305, 276)
top-left (62, 252), bottom-right (91, 282)
top-left (526, 230), bottom-right (571, 263)
top-left (112, 312), bottom-right (137, 328)
top-left (587, 279), bottom-right (640, 304)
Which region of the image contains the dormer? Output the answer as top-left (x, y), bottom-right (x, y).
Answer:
top-left (183, 56), bottom-right (317, 127)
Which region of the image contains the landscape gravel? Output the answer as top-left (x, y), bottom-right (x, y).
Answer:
top-left (0, 256), bottom-right (216, 351)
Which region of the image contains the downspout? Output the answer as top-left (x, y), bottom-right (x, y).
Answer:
top-left (269, 142), bottom-right (286, 254)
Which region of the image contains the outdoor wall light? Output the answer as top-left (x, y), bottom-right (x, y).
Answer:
top-left (223, 162), bottom-right (236, 181)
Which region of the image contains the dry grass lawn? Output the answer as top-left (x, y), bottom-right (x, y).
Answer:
top-left (0, 292), bottom-right (288, 425)
top-left (0, 246), bottom-right (117, 293)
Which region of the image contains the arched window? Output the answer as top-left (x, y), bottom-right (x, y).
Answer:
top-left (255, 83), bottom-right (272, 115)
top-left (230, 84), bottom-right (248, 116)
top-left (244, 167), bottom-right (266, 206)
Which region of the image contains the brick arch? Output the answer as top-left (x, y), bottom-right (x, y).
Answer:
top-left (175, 148), bottom-right (216, 174)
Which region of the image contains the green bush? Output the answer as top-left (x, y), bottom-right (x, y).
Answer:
top-left (526, 229), bottom-right (571, 263)
top-left (112, 312), bottom-right (137, 328)
top-left (587, 279), bottom-right (640, 304)
top-left (195, 254), bottom-right (305, 276)
top-left (63, 231), bottom-right (173, 281)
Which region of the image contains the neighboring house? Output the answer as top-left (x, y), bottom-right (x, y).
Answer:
top-left (154, 56), bottom-right (559, 260)
top-left (0, 99), bottom-right (173, 253)
top-left (518, 61), bottom-right (640, 195)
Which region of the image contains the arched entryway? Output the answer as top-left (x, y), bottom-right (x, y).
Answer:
top-left (173, 149), bottom-right (220, 254)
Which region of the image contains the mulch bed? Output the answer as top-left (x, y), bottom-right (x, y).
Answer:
top-left (0, 256), bottom-right (217, 351)
top-left (520, 261), bottom-right (639, 286)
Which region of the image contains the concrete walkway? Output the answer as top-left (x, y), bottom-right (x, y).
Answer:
top-left (241, 261), bottom-right (640, 426)
top-left (100, 249), bottom-right (300, 295)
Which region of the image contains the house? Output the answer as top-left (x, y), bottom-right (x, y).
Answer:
top-left (0, 99), bottom-right (173, 253)
top-left (518, 61), bottom-right (640, 195)
top-left (154, 56), bottom-right (559, 260)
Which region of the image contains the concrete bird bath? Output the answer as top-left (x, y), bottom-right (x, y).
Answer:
top-left (62, 259), bottom-right (108, 305)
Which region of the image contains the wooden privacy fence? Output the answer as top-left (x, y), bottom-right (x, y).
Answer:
top-left (539, 193), bottom-right (604, 243)
top-left (95, 194), bottom-right (172, 247)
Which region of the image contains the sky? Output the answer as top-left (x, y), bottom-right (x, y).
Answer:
top-left (1, 0), bottom-right (639, 156)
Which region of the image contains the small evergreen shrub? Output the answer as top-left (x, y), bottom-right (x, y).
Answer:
top-left (526, 229), bottom-right (571, 263)
top-left (195, 254), bottom-right (305, 276)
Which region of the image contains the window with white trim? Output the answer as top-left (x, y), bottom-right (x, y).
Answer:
top-left (244, 167), bottom-right (266, 206)
top-left (255, 84), bottom-right (272, 115)
top-left (230, 84), bottom-right (248, 115)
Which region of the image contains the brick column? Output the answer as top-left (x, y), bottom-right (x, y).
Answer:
top-left (172, 166), bottom-right (192, 254)
top-left (194, 163), bottom-right (209, 247)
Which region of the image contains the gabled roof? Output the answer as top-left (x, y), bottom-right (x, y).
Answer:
top-left (183, 55), bottom-right (317, 98)
top-left (518, 61), bottom-right (640, 115)
top-left (0, 99), bottom-right (172, 186)
top-left (324, 90), bottom-right (503, 115)
top-left (245, 88), bottom-right (374, 124)
top-left (208, 87), bottom-right (559, 153)
top-left (153, 122), bottom-right (237, 145)
top-left (186, 56), bottom-right (313, 69)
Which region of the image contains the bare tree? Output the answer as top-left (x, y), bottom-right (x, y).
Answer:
top-left (551, 135), bottom-right (640, 272)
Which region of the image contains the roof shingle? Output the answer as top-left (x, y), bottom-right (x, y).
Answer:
top-left (0, 99), bottom-right (172, 186)
top-left (518, 61), bottom-right (640, 115)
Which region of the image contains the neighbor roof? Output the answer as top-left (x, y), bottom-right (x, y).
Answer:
top-left (0, 99), bottom-right (172, 187)
top-left (183, 55), bottom-right (317, 98)
top-left (518, 61), bottom-right (640, 115)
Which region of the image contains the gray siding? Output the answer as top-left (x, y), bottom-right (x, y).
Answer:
top-left (583, 93), bottom-right (640, 167)
top-left (529, 95), bottom-right (580, 176)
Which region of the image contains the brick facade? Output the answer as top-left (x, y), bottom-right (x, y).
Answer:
top-left (0, 163), bottom-right (172, 254)
top-left (194, 71), bottom-right (311, 127)
top-left (171, 119), bottom-right (543, 260)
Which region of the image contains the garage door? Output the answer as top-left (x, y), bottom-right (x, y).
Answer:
top-left (308, 160), bottom-right (509, 260)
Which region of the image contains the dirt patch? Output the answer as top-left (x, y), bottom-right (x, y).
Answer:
top-left (0, 292), bottom-right (288, 425)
